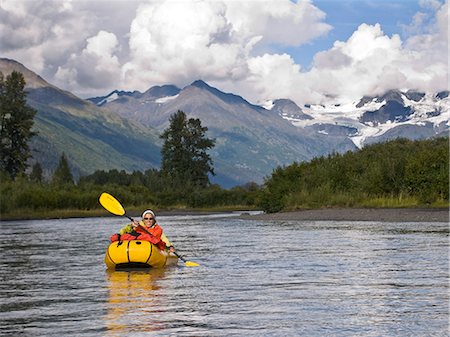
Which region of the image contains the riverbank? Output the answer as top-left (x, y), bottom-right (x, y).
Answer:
top-left (1, 207), bottom-right (448, 222)
top-left (238, 208), bottom-right (449, 222)
top-left (0, 206), bottom-right (256, 221)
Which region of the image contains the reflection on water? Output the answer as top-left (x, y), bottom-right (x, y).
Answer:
top-left (105, 269), bottom-right (167, 335)
top-left (0, 216), bottom-right (448, 336)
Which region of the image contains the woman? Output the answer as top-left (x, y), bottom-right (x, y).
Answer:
top-left (110, 209), bottom-right (175, 252)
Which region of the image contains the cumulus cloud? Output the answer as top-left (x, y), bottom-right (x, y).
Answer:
top-left (55, 30), bottom-right (121, 91)
top-left (0, 0), bottom-right (99, 84)
top-left (224, 0), bottom-right (331, 47)
top-left (0, 0), bottom-right (447, 104)
top-left (121, 0), bottom-right (330, 91)
top-left (248, 0), bottom-right (448, 104)
top-left (307, 24), bottom-right (405, 101)
top-left (122, 0), bottom-right (241, 88)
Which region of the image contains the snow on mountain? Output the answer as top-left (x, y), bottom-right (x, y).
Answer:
top-left (92, 81), bottom-right (448, 152)
top-left (88, 90), bottom-right (138, 106)
top-left (154, 94), bottom-right (179, 104)
top-left (269, 90), bottom-right (449, 148)
top-left (97, 91), bottom-right (120, 105)
top-left (92, 82), bottom-right (448, 153)
top-left (89, 80), bottom-right (357, 186)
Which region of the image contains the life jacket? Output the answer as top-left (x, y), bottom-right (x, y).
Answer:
top-left (110, 223), bottom-right (166, 250)
top-left (136, 222), bottom-right (163, 239)
top-left (137, 223), bottom-right (166, 250)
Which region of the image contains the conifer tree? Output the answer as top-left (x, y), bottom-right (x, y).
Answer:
top-left (30, 162), bottom-right (43, 183)
top-left (0, 71), bottom-right (37, 179)
top-left (52, 153), bottom-right (74, 185)
top-left (160, 110), bottom-right (215, 188)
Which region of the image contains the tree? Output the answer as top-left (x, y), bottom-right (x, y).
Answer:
top-left (52, 153), bottom-right (74, 185)
top-left (30, 162), bottom-right (43, 183)
top-left (0, 71), bottom-right (37, 179)
top-left (160, 110), bottom-right (215, 188)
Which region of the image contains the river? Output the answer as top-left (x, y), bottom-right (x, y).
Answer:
top-left (1, 214), bottom-right (448, 336)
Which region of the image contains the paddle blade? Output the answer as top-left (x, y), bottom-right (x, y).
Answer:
top-left (99, 193), bottom-right (125, 216)
top-left (185, 261), bottom-right (200, 267)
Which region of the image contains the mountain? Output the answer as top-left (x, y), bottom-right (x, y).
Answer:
top-left (91, 79), bottom-right (448, 186)
top-left (88, 89), bottom-right (140, 106)
top-left (3, 57), bottom-right (447, 187)
top-left (268, 99), bottom-right (313, 121)
top-left (92, 80), bottom-right (356, 186)
top-left (270, 90), bottom-right (449, 149)
top-left (87, 85), bottom-right (181, 107)
top-left (0, 58), bottom-right (162, 179)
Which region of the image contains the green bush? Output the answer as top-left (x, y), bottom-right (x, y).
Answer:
top-left (258, 137), bottom-right (449, 212)
top-left (1, 137), bottom-right (447, 218)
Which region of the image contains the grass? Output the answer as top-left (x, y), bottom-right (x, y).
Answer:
top-left (0, 208), bottom-right (107, 221)
top-left (284, 190), bottom-right (449, 211)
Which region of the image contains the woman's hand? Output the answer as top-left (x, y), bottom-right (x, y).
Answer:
top-left (132, 219), bottom-right (140, 229)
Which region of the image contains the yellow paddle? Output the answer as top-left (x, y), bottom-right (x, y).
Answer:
top-left (99, 192), bottom-right (131, 219)
top-left (99, 192), bottom-right (199, 267)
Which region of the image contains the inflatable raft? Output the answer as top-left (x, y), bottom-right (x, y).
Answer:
top-left (104, 240), bottom-right (178, 269)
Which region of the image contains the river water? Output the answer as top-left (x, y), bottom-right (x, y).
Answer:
top-left (0, 214), bottom-right (448, 336)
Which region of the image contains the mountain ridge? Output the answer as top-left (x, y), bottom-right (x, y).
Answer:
top-left (1, 57), bottom-right (447, 186)
top-left (92, 76), bottom-right (360, 186)
top-left (0, 58), bottom-right (162, 179)
top-left (93, 80), bottom-right (448, 150)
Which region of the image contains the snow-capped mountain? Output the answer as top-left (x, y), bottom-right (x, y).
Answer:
top-left (269, 89), bottom-right (449, 148)
top-left (90, 80), bottom-right (357, 186)
top-left (94, 83), bottom-right (448, 152)
top-left (4, 56), bottom-right (446, 187)
top-left (88, 85), bottom-right (181, 107)
top-left (89, 80), bottom-right (448, 186)
top-left (88, 90), bottom-right (138, 106)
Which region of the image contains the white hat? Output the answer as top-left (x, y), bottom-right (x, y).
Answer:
top-left (142, 209), bottom-right (155, 218)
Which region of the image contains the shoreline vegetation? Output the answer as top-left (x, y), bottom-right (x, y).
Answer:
top-left (1, 138), bottom-right (448, 222)
top-left (1, 73), bottom-right (448, 223)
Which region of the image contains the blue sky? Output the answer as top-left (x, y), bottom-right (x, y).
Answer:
top-left (288, 0), bottom-right (423, 68)
top-left (1, 0), bottom-right (447, 105)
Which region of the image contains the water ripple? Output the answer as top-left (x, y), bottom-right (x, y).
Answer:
top-left (0, 217), bottom-right (448, 336)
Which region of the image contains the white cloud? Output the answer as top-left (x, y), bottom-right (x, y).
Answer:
top-left (0, 0), bottom-right (97, 83)
top-left (122, 0), bottom-right (240, 88)
top-left (54, 30), bottom-right (121, 91)
top-left (304, 24), bottom-right (406, 101)
top-left (121, 0), bottom-right (331, 92)
top-left (255, 1), bottom-right (448, 105)
top-left (224, 0), bottom-right (331, 47)
top-left (0, 0), bottom-right (447, 104)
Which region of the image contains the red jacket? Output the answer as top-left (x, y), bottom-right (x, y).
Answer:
top-left (110, 223), bottom-right (166, 250)
top-left (136, 223), bottom-right (162, 240)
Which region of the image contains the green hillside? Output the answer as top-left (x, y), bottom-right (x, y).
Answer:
top-left (0, 58), bottom-right (163, 180)
top-left (27, 86), bottom-right (162, 179)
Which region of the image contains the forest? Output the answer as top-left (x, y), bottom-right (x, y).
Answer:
top-left (1, 137), bottom-right (448, 219)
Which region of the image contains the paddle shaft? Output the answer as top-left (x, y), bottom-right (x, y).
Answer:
top-left (129, 219), bottom-right (193, 265)
top-left (132, 220), bottom-right (185, 260)
top-left (125, 216), bottom-right (198, 266)
top-left (124, 215), bottom-right (157, 238)
top-left (172, 251), bottom-right (187, 262)
top-left (125, 215), bottom-right (181, 255)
